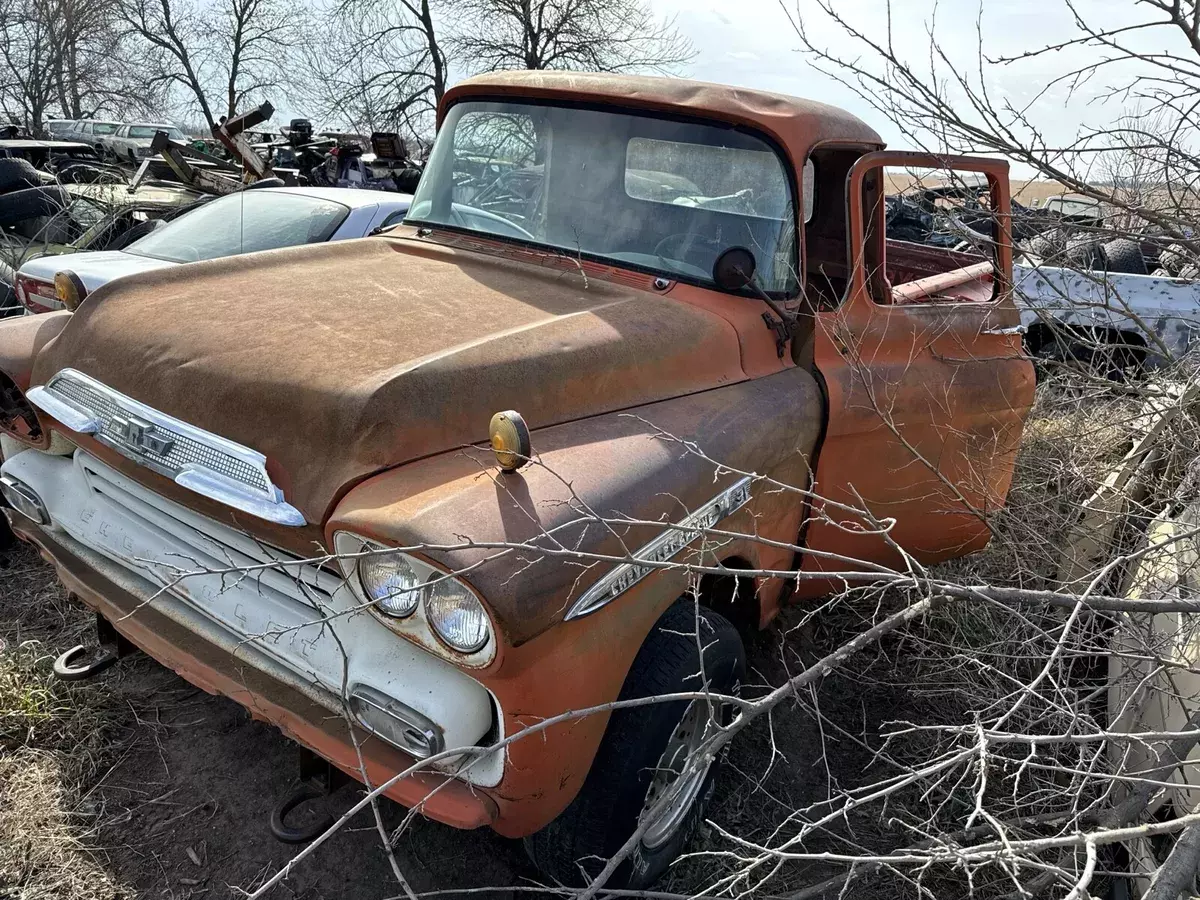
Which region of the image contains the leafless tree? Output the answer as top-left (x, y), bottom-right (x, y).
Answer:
top-left (454, 0), bottom-right (694, 74)
top-left (120, 0), bottom-right (298, 128)
top-left (0, 0), bottom-right (60, 129)
top-left (303, 0), bottom-right (446, 137)
top-left (784, 1), bottom-right (1200, 248)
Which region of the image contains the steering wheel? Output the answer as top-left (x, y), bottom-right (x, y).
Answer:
top-left (654, 232), bottom-right (720, 269)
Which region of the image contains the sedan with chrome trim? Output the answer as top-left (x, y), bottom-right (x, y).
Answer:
top-left (0, 71), bottom-right (1035, 890)
top-left (15, 187), bottom-right (412, 312)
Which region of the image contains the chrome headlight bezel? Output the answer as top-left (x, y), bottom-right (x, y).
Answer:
top-left (333, 531), bottom-right (496, 665)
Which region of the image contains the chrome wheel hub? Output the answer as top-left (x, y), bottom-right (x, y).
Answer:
top-left (639, 699), bottom-right (723, 850)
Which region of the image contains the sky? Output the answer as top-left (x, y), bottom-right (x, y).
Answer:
top-left (647, 0), bottom-right (1184, 174)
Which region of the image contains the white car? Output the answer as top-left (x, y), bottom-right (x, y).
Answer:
top-left (16, 187), bottom-right (412, 313)
top-left (107, 122), bottom-right (190, 163)
top-left (70, 120), bottom-right (123, 155)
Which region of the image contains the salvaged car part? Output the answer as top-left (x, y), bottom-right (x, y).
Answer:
top-left (52, 270), bottom-right (86, 310)
top-left (0, 71), bottom-right (1035, 889)
top-left (50, 609), bottom-right (137, 682)
top-left (488, 409), bottom-right (531, 471)
top-left (269, 749), bottom-right (345, 844)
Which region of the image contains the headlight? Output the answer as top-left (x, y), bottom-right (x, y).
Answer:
top-left (358, 550), bottom-right (421, 617)
top-left (335, 532), bottom-right (494, 658)
top-left (426, 582), bottom-right (490, 652)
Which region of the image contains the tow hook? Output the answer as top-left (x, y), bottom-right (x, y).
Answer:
top-left (52, 607), bottom-right (136, 681)
top-left (269, 748), bottom-right (345, 844)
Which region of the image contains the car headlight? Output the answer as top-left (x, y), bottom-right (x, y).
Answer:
top-left (426, 581), bottom-right (490, 652)
top-left (358, 550), bottom-right (421, 617)
top-left (335, 532), bottom-right (494, 657)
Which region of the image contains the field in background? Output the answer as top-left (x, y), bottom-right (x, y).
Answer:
top-left (885, 171), bottom-right (1080, 206)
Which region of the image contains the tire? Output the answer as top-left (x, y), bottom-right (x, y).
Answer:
top-left (1028, 234), bottom-right (1062, 261)
top-left (1159, 243), bottom-right (1191, 276)
top-left (0, 158), bottom-right (39, 194)
top-left (1064, 235), bottom-right (1106, 270)
top-left (525, 600), bottom-right (745, 889)
top-left (1102, 238), bottom-right (1147, 275)
top-left (0, 186), bottom-right (67, 227)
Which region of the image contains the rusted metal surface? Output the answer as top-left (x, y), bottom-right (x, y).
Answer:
top-left (444, 71), bottom-right (886, 177)
top-left (0, 75), bottom-right (1037, 840)
top-left (797, 151), bottom-right (1035, 591)
top-left (27, 237), bottom-right (751, 524)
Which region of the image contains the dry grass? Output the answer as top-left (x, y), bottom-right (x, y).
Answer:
top-left (0, 374), bottom-right (1195, 900)
top-left (0, 546), bottom-right (134, 900)
top-left (665, 372), bottom-right (1200, 898)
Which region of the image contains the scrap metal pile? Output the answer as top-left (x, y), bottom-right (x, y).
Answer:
top-left (886, 184), bottom-right (1191, 279)
top-left (0, 102), bottom-right (422, 316)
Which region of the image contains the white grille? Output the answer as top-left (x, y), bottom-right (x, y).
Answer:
top-left (27, 368), bottom-right (304, 525)
top-left (50, 375), bottom-right (270, 491)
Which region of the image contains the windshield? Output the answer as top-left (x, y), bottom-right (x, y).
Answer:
top-left (1046, 197), bottom-right (1100, 216)
top-left (408, 101), bottom-right (798, 294)
top-left (129, 125), bottom-right (186, 140)
top-left (126, 191), bottom-right (348, 263)
top-left (93, 123), bottom-right (118, 135)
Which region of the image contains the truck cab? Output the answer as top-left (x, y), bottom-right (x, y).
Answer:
top-left (0, 71), bottom-right (1034, 887)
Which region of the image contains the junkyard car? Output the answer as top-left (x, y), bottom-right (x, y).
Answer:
top-left (0, 72), bottom-right (1035, 886)
top-left (15, 187), bottom-right (413, 311)
top-left (69, 120), bottom-right (123, 156)
top-left (106, 123), bottom-right (189, 163)
top-left (0, 139), bottom-right (100, 171)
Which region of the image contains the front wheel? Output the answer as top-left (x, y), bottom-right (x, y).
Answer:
top-left (525, 599), bottom-right (745, 888)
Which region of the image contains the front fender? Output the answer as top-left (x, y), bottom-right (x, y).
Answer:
top-left (0, 311), bottom-right (72, 448)
top-left (0, 311), bottom-right (71, 391)
top-left (327, 366), bottom-right (823, 836)
top-left (328, 365), bottom-right (824, 647)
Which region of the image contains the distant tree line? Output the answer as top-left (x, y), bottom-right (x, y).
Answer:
top-left (0, 0), bottom-right (692, 137)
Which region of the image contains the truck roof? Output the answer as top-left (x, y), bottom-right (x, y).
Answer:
top-left (445, 70), bottom-right (885, 160)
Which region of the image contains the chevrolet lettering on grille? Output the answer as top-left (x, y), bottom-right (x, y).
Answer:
top-left (26, 368), bottom-right (305, 526)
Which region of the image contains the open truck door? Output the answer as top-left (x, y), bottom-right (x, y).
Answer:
top-left (796, 151), bottom-right (1036, 593)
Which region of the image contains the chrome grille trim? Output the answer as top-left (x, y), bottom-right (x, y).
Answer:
top-left (28, 367), bottom-right (305, 526)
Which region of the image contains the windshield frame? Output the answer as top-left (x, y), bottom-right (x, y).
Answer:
top-left (405, 97), bottom-right (801, 300)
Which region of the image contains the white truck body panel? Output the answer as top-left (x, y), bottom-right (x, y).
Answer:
top-left (1016, 263), bottom-right (1200, 364)
top-left (1, 447), bottom-right (504, 785)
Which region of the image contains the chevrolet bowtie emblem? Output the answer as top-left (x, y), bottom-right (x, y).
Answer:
top-left (110, 414), bottom-right (175, 456)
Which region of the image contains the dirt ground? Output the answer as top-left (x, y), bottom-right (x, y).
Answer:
top-left (0, 541), bottom-right (851, 900)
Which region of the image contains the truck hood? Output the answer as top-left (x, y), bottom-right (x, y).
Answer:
top-left (30, 235), bottom-right (746, 523)
top-left (21, 250), bottom-right (177, 297)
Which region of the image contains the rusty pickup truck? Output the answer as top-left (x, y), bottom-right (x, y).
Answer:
top-left (0, 71), bottom-right (1035, 887)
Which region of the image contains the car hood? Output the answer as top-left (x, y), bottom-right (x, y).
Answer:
top-left (21, 250), bottom-right (177, 296)
top-left (30, 235), bottom-right (746, 524)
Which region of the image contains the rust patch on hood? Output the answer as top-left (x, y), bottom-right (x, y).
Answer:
top-left (30, 237), bottom-right (745, 523)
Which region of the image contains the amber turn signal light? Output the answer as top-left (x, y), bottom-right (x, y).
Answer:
top-left (489, 410), bottom-right (531, 472)
top-left (54, 271), bottom-right (88, 311)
